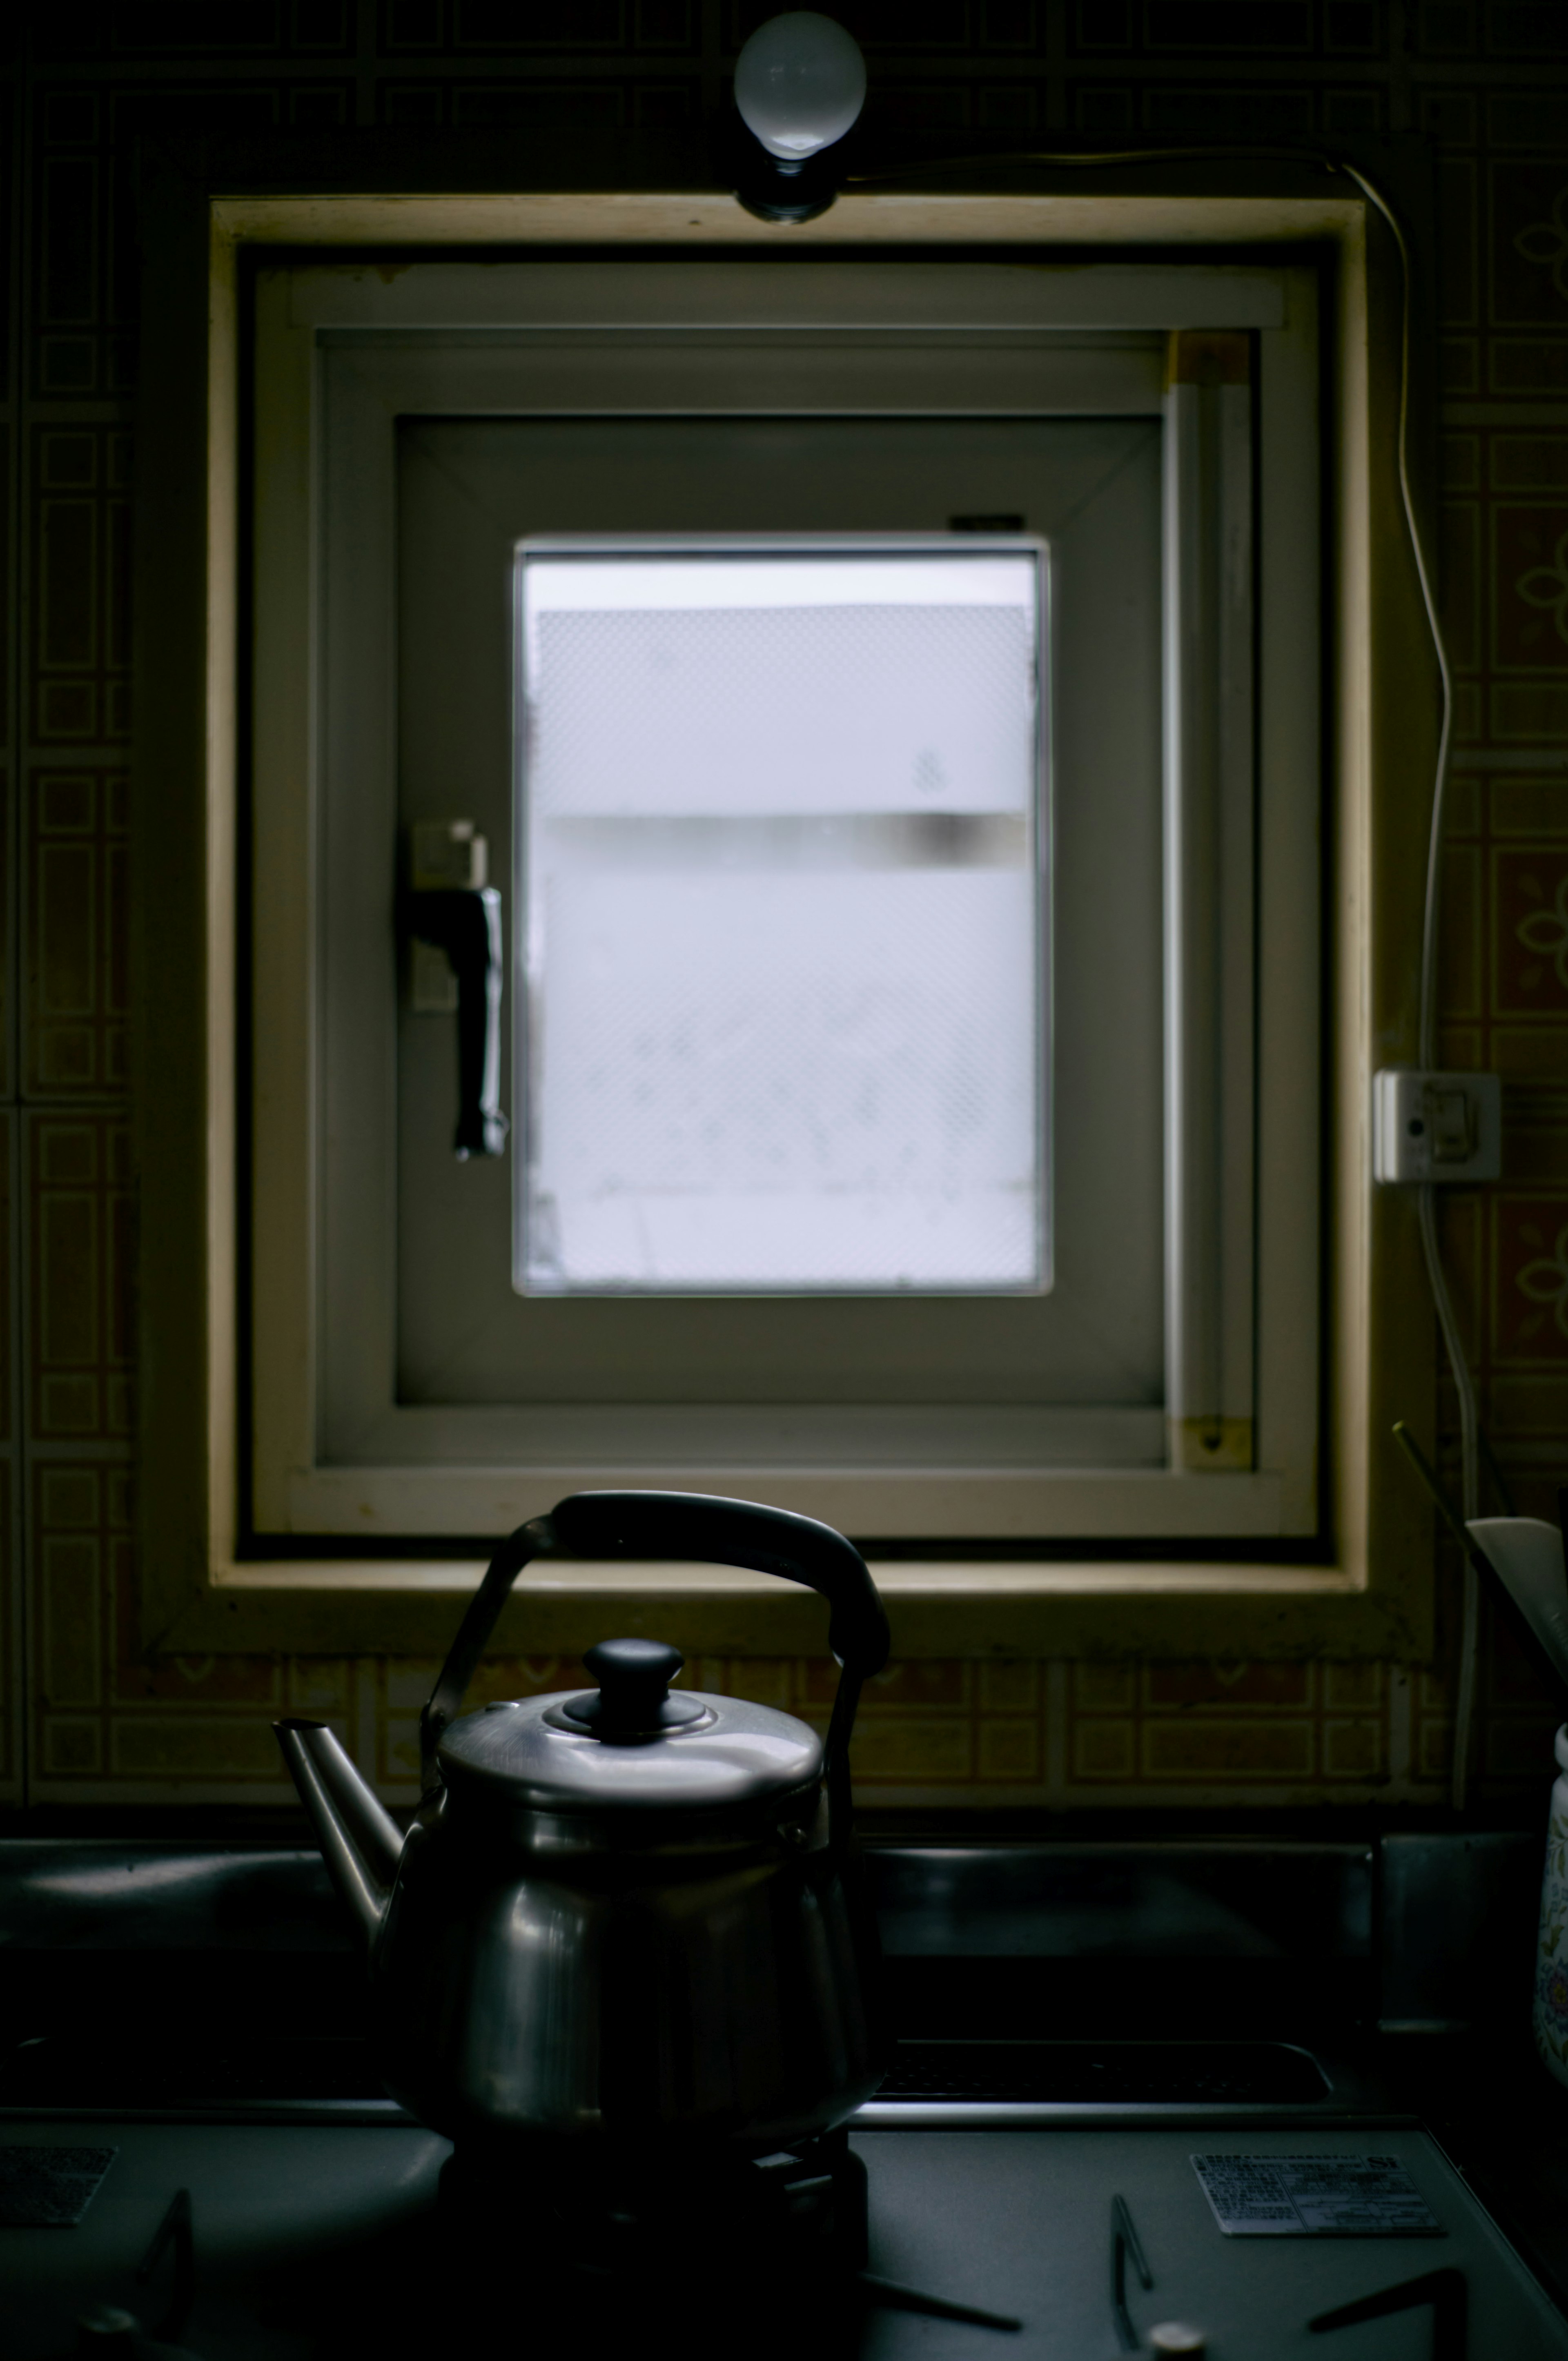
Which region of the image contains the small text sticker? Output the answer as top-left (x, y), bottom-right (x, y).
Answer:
top-left (1190, 2154), bottom-right (1442, 2238)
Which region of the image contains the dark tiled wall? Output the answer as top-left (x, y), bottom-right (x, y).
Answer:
top-left (3, 1), bottom-right (1565, 1809)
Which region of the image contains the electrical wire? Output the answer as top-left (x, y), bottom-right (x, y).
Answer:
top-left (1332, 165), bottom-right (1479, 1806)
top-left (1278, 158), bottom-right (1473, 1796)
top-left (1420, 1180), bottom-right (1482, 1803)
top-left (845, 141), bottom-right (1484, 1799)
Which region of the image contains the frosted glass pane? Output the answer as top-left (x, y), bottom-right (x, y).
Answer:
top-left (514, 545), bottom-right (1047, 1294)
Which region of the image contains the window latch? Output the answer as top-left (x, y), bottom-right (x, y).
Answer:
top-left (403, 821), bottom-right (508, 1161)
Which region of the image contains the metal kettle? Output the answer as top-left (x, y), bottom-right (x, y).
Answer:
top-left (274, 1490), bottom-right (891, 2156)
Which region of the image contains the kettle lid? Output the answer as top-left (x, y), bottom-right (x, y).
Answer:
top-left (436, 1637), bottom-right (823, 1813)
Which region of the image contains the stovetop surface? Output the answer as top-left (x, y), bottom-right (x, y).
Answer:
top-left (4, 1834), bottom-right (1564, 2355)
top-left (4, 2114), bottom-right (1565, 2360)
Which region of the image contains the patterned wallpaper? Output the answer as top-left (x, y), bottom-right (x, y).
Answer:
top-left (1, 1), bottom-right (1565, 1814)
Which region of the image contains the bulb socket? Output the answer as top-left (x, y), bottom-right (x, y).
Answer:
top-left (725, 113), bottom-right (849, 224)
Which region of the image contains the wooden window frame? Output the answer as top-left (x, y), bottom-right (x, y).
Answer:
top-left (132, 143), bottom-right (1438, 1665)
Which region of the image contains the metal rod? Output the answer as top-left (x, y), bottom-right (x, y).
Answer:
top-left (1111, 2194), bottom-right (1154, 2352)
top-left (1394, 1423), bottom-right (1567, 1708)
top-left (136, 2187), bottom-right (194, 2343)
top-left (861, 2273), bottom-right (1022, 2332)
top-left (1309, 2265), bottom-right (1467, 2361)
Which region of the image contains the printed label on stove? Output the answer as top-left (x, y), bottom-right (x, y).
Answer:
top-left (1189, 2154), bottom-right (1443, 2238)
top-left (0, 2144), bottom-right (117, 2227)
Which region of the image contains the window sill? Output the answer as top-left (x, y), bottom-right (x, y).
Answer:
top-left (143, 1553), bottom-right (1415, 1664)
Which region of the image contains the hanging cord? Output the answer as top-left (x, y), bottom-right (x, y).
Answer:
top-left (1335, 165), bottom-right (1479, 1806)
top-left (1421, 1183), bottom-right (1482, 1802)
top-left (847, 143), bottom-right (1483, 1799)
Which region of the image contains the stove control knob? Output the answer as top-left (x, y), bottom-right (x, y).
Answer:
top-left (73, 2307), bottom-right (202, 2359)
top-left (1149, 2329), bottom-right (1206, 2358)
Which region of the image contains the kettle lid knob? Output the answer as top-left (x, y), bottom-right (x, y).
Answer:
top-left (572, 1637), bottom-right (706, 1737)
top-left (586, 1635), bottom-right (682, 1693)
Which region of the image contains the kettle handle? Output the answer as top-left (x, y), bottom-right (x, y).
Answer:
top-left (420, 1491), bottom-right (891, 1815)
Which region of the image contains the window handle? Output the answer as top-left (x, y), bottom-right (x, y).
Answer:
top-left (405, 884), bottom-right (508, 1159)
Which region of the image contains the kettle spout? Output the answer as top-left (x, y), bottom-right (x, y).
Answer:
top-left (274, 1719), bottom-right (404, 1949)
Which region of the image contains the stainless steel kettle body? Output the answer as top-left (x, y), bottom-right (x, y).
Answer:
top-left (371, 1763), bottom-right (874, 2154)
top-left (275, 1490), bottom-right (892, 2158)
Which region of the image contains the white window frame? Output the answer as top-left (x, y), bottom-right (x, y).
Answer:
top-left (132, 178), bottom-right (1435, 1664)
top-left (249, 258), bottom-right (1317, 1547)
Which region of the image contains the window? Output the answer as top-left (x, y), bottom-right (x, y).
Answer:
top-left (136, 178), bottom-right (1428, 1662)
top-left (250, 256), bottom-right (1319, 1546)
top-left (514, 541), bottom-right (1048, 1298)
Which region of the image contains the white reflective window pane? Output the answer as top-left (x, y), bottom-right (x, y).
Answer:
top-left (514, 545), bottom-right (1047, 1295)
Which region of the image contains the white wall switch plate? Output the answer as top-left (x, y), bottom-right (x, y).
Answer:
top-left (1374, 1068), bottom-right (1501, 1184)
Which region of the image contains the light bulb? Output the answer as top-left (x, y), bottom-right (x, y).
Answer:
top-left (734, 11), bottom-right (866, 164)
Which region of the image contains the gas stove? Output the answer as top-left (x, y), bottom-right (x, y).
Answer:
top-left (5, 2078), bottom-right (1566, 2357)
top-left (5, 1836), bottom-right (1568, 2358)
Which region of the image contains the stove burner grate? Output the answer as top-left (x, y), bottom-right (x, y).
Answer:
top-left (434, 2129), bottom-right (1020, 2345)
